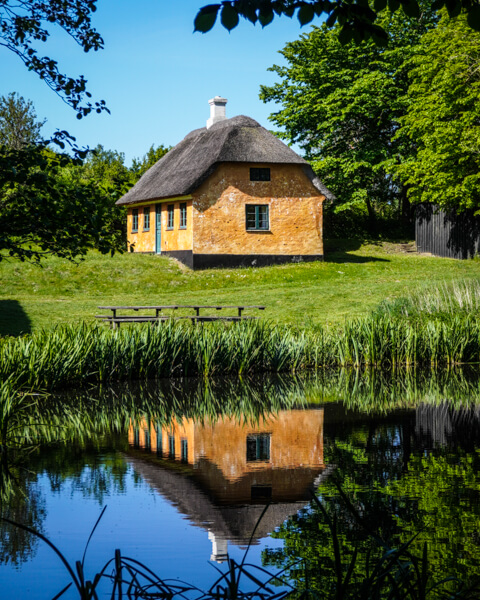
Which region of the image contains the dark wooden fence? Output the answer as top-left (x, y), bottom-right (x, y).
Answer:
top-left (415, 204), bottom-right (480, 259)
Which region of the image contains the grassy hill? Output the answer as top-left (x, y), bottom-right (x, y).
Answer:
top-left (1, 239), bottom-right (480, 336)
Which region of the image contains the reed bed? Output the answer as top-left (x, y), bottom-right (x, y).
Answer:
top-left (1, 312), bottom-right (480, 391)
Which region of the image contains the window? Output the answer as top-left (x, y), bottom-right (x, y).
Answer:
top-left (143, 207), bottom-right (150, 231)
top-left (180, 202), bottom-right (187, 229)
top-left (246, 434), bottom-right (271, 462)
top-left (250, 167), bottom-right (270, 181)
top-left (132, 208), bottom-right (139, 232)
top-left (167, 204), bottom-right (174, 229)
top-left (246, 205), bottom-right (269, 231)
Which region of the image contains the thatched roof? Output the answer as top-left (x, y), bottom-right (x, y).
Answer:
top-left (117, 115), bottom-right (334, 205)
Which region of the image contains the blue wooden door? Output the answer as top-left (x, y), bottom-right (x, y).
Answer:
top-left (155, 205), bottom-right (162, 253)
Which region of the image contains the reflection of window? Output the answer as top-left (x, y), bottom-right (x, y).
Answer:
top-left (181, 439), bottom-right (188, 462)
top-left (246, 434), bottom-right (271, 462)
top-left (144, 427), bottom-right (151, 450)
top-left (246, 205), bottom-right (269, 231)
top-left (133, 427), bottom-right (140, 449)
top-left (168, 435), bottom-right (175, 459)
top-left (250, 167), bottom-right (270, 181)
top-left (167, 204), bottom-right (174, 229)
top-left (156, 426), bottom-right (163, 457)
top-left (251, 485), bottom-right (272, 501)
top-left (180, 203), bottom-right (187, 229)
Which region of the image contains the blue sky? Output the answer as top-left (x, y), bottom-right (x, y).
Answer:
top-left (0, 1), bottom-right (313, 165)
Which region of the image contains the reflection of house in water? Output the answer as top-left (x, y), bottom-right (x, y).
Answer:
top-left (127, 409), bottom-right (326, 561)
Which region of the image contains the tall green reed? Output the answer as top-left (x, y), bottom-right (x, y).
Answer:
top-left (1, 315), bottom-right (480, 395)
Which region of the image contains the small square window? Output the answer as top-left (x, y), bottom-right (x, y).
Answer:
top-left (143, 207), bottom-right (150, 231)
top-left (250, 167), bottom-right (270, 181)
top-left (132, 208), bottom-right (139, 233)
top-left (180, 202), bottom-right (187, 229)
top-left (246, 205), bottom-right (269, 231)
top-left (167, 204), bottom-right (174, 229)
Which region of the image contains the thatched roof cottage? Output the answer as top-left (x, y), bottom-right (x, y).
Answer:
top-left (117, 97), bottom-right (333, 269)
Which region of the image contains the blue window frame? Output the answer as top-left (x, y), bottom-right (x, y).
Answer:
top-left (143, 207), bottom-right (150, 231)
top-left (167, 204), bottom-right (174, 229)
top-left (246, 205), bottom-right (269, 231)
top-left (132, 208), bottom-right (139, 232)
top-left (180, 203), bottom-right (187, 229)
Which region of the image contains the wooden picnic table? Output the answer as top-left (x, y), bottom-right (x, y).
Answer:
top-left (96, 304), bottom-right (266, 328)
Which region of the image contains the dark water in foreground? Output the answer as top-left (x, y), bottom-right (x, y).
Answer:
top-left (1, 372), bottom-right (480, 598)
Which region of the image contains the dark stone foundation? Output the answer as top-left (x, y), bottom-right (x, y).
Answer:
top-left (162, 251), bottom-right (323, 270)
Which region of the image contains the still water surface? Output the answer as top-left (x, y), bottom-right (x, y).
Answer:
top-left (1, 372), bottom-right (480, 598)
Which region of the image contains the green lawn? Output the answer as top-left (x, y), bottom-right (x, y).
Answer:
top-left (1, 239), bottom-right (480, 336)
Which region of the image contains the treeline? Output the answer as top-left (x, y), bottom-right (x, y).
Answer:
top-left (261, 7), bottom-right (480, 236)
top-left (0, 92), bottom-right (168, 262)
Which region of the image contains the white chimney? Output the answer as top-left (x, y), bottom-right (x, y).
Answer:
top-left (206, 96), bottom-right (227, 129)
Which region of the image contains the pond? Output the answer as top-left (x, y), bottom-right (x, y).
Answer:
top-left (1, 370), bottom-right (480, 598)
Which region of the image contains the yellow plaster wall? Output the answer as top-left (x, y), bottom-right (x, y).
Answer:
top-left (160, 200), bottom-right (193, 253)
top-left (126, 200), bottom-right (193, 253)
top-left (192, 163), bottom-right (324, 256)
top-left (127, 205), bottom-right (155, 252)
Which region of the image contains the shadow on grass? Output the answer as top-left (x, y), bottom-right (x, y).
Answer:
top-left (0, 300), bottom-right (32, 336)
top-left (324, 238), bottom-right (390, 263)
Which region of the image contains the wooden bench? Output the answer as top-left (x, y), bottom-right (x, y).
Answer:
top-left (96, 305), bottom-right (266, 329)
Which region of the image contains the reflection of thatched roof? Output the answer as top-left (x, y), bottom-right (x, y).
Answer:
top-left (126, 455), bottom-right (310, 545)
top-left (117, 116), bottom-right (334, 205)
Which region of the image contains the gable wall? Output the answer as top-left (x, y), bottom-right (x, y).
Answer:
top-left (191, 163), bottom-right (324, 256)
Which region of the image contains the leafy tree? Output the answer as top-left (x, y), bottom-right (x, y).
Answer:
top-left (1, 0), bottom-right (107, 118)
top-left (394, 12), bottom-right (480, 212)
top-left (0, 93), bottom-right (45, 150)
top-left (195, 0), bottom-right (480, 44)
top-left (0, 143), bottom-right (125, 262)
top-left (259, 7), bottom-right (436, 231)
top-left (131, 144), bottom-right (170, 180)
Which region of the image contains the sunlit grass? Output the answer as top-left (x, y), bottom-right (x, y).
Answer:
top-left (2, 239), bottom-right (480, 334)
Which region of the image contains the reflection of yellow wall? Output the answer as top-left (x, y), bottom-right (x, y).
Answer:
top-left (129, 411), bottom-right (324, 473)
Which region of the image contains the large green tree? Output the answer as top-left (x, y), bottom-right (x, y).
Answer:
top-left (0, 142), bottom-right (125, 262)
top-left (259, 7), bottom-right (436, 230)
top-left (394, 12), bottom-right (480, 212)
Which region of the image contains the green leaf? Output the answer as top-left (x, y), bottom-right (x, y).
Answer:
top-left (374, 0), bottom-right (388, 11)
top-left (325, 10), bottom-right (337, 26)
top-left (194, 5), bottom-right (221, 32)
top-left (467, 4), bottom-right (480, 30)
top-left (298, 4), bottom-right (315, 25)
top-left (221, 3), bottom-right (239, 30)
top-left (258, 8), bottom-right (274, 26)
top-left (445, 0), bottom-right (462, 18)
top-left (338, 24), bottom-right (354, 44)
top-left (401, 0), bottom-right (420, 18)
